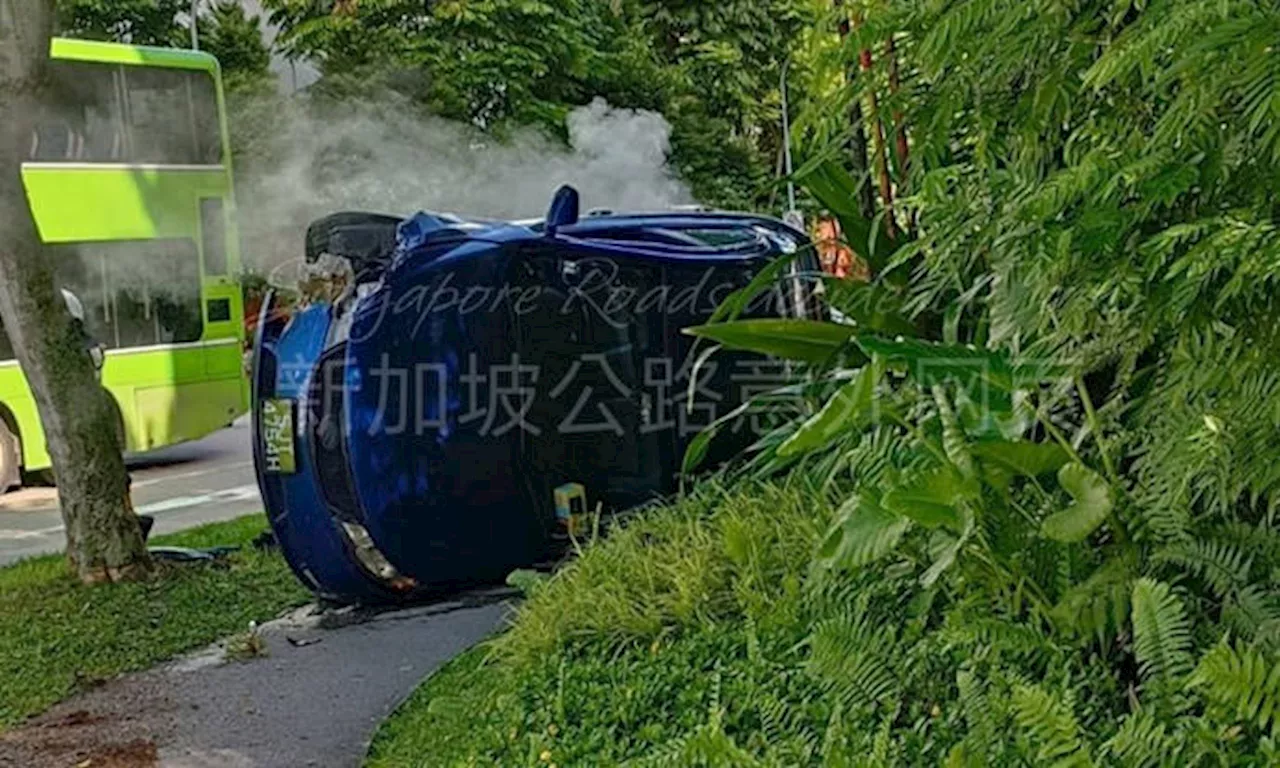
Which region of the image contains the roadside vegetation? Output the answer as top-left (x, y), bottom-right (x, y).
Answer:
top-left (0, 515), bottom-right (308, 728)
top-left (368, 482), bottom-right (845, 766)
top-left (372, 0), bottom-right (1280, 764)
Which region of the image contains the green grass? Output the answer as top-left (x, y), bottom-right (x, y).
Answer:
top-left (366, 481), bottom-right (843, 767)
top-left (0, 514), bottom-right (309, 728)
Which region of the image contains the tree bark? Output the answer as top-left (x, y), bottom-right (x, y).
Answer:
top-left (851, 9), bottom-right (897, 241)
top-left (0, 0), bottom-right (152, 583)
top-left (834, 0), bottom-right (876, 221)
top-left (885, 30), bottom-right (914, 238)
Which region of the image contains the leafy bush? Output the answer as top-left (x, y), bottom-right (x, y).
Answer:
top-left (372, 0), bottom-right (1280, 763)
top-left (676, 0), bottom-right (1280, 761)
top-left (371, 473), bottom-right (1280, 766)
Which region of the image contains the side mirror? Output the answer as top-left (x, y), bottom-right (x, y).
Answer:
top-left (545, 185), bottom-right (580, 237)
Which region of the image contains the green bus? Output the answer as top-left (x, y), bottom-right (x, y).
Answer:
top-left (1, 37), bottom-right (248, 490)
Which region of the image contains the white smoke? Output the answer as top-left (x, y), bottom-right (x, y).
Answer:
top-left (234, 93), bottom-right (695, 278)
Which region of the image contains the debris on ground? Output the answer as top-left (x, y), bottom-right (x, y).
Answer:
top-left (222, 621), bottom-right (268, 662)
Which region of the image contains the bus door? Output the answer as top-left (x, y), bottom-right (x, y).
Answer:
top-left (197, 195), bottom-right (243, 381)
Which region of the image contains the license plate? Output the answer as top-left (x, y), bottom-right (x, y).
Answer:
top-left (261, 398), bottom-right (297, 474)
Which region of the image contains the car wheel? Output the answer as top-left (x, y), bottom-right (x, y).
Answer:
top-left (305, 211), bottom-right (402, 283)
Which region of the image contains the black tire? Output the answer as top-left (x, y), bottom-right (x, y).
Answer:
top-left (304, 211), bottom-right (403, 284)
top-left (0, 417), bottom-right (20, 493)
top-left (19, 391), bottom-right (122, 490)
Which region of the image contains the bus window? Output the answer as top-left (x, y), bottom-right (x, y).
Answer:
top-left (30, 60), bottom-right (124, 163)
top-left (30, 61), bottom-right (221, 166)
top-left (124, 67), bottom-right (221, 165)
top-left (51, 239), bottom-right (204, 349)
top-left (200, 197), bottom-right (228, 275)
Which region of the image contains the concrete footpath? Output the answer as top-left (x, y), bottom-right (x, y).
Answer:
top-left (0, 593), bottom-right (514, 768)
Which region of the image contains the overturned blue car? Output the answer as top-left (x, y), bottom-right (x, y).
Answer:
top-left (251, 187), bottom-right (821, 604)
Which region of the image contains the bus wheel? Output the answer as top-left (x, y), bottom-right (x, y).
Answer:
top-left (0, 419), bottom-right (21, 493)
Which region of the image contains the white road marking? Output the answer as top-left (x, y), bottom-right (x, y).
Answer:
top-left (132, 461), bottom-right (255, 489)
top-left (0, 529), bottom-right (49, 540)
top-left (135, 484), bottom-right (261, 515)
top-left (0, 483), bottom-right (262, 540)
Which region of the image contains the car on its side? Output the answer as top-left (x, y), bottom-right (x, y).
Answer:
top-left (251, 186), bottom-right (823, 604)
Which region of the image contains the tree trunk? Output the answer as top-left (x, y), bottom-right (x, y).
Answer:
top-left (0, 0), bottom-right (152, 583)
top-left (835, 0), bottom-right (876, 221)
top-left (851, 10), bottom-right (897, 241)
top-left (885, 30), bottom-right (914, 238)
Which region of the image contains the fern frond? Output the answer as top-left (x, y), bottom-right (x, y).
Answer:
top-left (951, 669), bottom-right (1012, 763)
top-left (1214, 521), bottom-right (1280, 570)
top-left (1011, 683), bottom-right (1094, 766)
top-left (1101, 708), bottom-right (1186, 767)
top-left (1189, 638), bottom-right (1280, 737)
top-left (1152, 539), bottom-right (1252, 598)
top-left (622, 669), bottom-right (763, 767)
top-left (941, 616), bottom-right (1053, 661)
top-left (806, 611), bottom-right (900, 712)
top-left (1131, 579), bottom-right (1194, 692)
top-left (1223, 585), bottom-right (1280, 649)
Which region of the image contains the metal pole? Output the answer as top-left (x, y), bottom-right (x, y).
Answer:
top-left (779, 59), bottom-right (809, 319)
top-left (780, 59), bottom-right (798, 215)
top-left (190, 0), bottom-right (200, 50)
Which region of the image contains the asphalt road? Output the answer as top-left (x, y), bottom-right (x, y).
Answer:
top-left (0, 417), bottom-right (261, 566)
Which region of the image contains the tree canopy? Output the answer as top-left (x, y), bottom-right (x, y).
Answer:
top-left (57, 0), bottom-right (272, 90)
top-left (199, 1), bottom-right (271, 88)
top-left (57, 0), bottom-right (189, 46)
top-left (261, 0), bottom-right (819, 210)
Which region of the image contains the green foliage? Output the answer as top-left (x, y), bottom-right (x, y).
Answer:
top-left (261, 0), bottom-right (820, 210)
top-left (1010, 684), bottom-right (1093, 767)
top-left (1190, 638), bottom-right (1280, 738)
top-left (198, 0), bottom-right (272, 92)
top-left (57, 0), bottom-right (273, 90)
top-left (369, 465), bottom-right (1280, 764)
top-left (683, 318), bottom-right (856, 364)
top-left (706, 0), bottom-right (1280, 759)
top-left (57, 0), bottom-right (188, 46)
top-left (778, 360), bottom-right (881, 458)
top-left (971, 439), bottom-right (1069, 479)
top-left (1131, 579), bottom-right (1194, 697)
top-left (1041, 464), bottom-right (1114, 544)
top-left (371, 0), bottom-right (1280, 762)
top-left (505, 568), bottom-right (549, 598)
top-left (817, 492), bottom-right (908, 570)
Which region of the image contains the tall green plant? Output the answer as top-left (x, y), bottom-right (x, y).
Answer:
top-left (680, 2), bottom-right (1280, 760)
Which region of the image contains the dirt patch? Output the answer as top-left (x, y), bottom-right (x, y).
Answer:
top-left (76, 739), bottom-right (158, 767)
top-left (0, 676), bottom-right (176, 768)
top-left (41, 710), bottom-right (106, 729)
